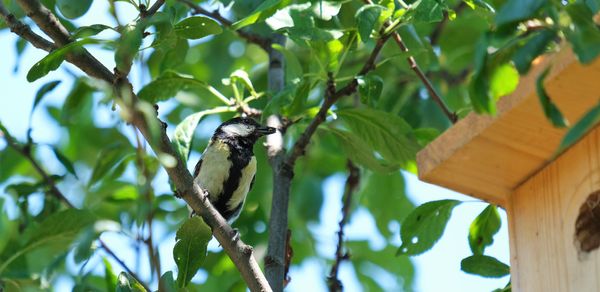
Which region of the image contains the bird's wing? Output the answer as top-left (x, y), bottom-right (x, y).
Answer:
top-left (193, 158), bottom-right (203, 178)
top-left (249, 174), bottom-right (256, 192)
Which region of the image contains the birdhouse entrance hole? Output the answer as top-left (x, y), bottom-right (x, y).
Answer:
top-left (575, 190), bottom-right (600, 254)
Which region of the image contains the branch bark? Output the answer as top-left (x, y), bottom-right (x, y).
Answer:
top-left (327, 161), bottom-right (360, 292)
top-left (6, 1), bottom-right (271, 290)
top-left (264, 34), bottom-right (290, 292)
top-left (265, 32), bottom-right (393, 290)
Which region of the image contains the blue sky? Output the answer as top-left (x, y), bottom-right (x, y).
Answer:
top-left (0, 1), bottom-right (511, 291)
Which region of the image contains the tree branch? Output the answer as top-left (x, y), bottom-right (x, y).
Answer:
top-left (363, 0), bottom-right (458, 124)
top-left (264, 33), bottom-right (290, 291)
top-left (0, 3), bottom-right (55, 52)
top-left (142, 0), bottom-right (165, 18)
top-left (7, 1), bottom-right (271, 290)
top-left (0, 130), bottom-right (150, 291)
top-left (179, 0), bottom-right (271, 51)
top-left (327, 161), bottom-right (360, 292)
top-left (264, 31), bottom-right (392, 290)
top-left (14, 0), bottom-right (115, 82)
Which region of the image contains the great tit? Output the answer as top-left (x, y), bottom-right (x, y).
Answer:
top-left (193, 117), bottom-right (276, 223)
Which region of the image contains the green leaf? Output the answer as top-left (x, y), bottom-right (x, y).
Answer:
top-left (495, 0), bottom-right (545, 27)
top-left (0, 209), bottom-right (95, 273)
top-left (325, 127), bottom-right (400, 172)
top-left (172, 107), bottom-right (232, 165)
top-left (564, 3), bottom-right (600, 63)
top-left (230, 69), bottom-right (256, 96)
top-left (173, 216), bottom-right (211, 288)
top-left (103, 258), bottom-right (118, 292)
top-left (52, 147), bottom-right (78, 178)
top-left (398, 199), bottom-right (461, 255)
top-left (461, 255), bottom-right (510, 278)
top-left (27, 39), bottom-right (96, 82)
top-left (116, 272), bottom-right (147, 292)
top-left (232, 0), bottom-right (291, 30)
top-left (174, 16), bottom-right (223, 39)
top-left (32, 80), bottom-right (61, 114)
top-left (160, 271), bottom-right (178, 292)
top-left (469, 36), bottom-right (495, 114)
top-left (72, 24), bottom-right (113, 39)
top-left (271, 43), bottom-right (303, 82)
top-left (489, 63), bottom-right (519, 101)
top-left (355, 4), bottom-right (384, 42)
top-left (536, 66), bottom-right (568, 128)
top-left (512, 29), bottom-right (556, 74)
top-left (357, 74), bottom-right (383, 107)
top-left (337, 108), bottom-right (419, 166)
top-left (138, 71), bottom-right (212, 103)
top-left (413, 0), bottom-right (446, 23)
top-left (57, 0), bottom-right (93, 19)
top-left (115, 24), bottom-right (143, 74)
top-left (88, 144), bottom-right (128, 187)
top-left (0, 198), bottom-right (16, 255)
top-left (558, 101), bottom-right (600, 153)
top-left (468, 205), bottom-right (501, 255)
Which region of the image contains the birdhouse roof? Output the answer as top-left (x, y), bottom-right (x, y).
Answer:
top-left (417, 47), bottom-right (600, 207)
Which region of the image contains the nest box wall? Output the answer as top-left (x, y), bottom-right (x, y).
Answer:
top-left (417, 47), bottom-right (600, 291)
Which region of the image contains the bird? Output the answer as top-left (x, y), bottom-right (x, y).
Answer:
top-left (193, 117), bottom-right (276, 224)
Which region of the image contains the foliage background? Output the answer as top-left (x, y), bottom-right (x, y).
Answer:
top-left (1, 0), bottom-right (598, 291)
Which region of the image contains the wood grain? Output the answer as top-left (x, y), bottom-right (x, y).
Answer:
top-left (417, 46), bottom-right (600, 206)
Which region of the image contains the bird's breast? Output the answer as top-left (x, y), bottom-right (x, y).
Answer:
top-left (194, 140), bottom-right (232, 200)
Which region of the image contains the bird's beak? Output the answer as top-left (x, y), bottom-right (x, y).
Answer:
top-left (256, 126), bottom-right (277, 136)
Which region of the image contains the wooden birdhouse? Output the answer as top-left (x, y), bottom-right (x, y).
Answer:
top-left (417, 47), bottom-right (600, 291)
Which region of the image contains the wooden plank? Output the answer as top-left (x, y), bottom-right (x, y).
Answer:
top-left (417, 47), bottom-right (600, 205)
top-left (509, 126), bottom-right (600, 291)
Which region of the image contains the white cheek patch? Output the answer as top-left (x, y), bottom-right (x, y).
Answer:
top-left (222, 124), bottom-right (254, 137)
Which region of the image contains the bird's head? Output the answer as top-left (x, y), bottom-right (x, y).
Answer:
top-left (214, 117), bottom-right (277, 146)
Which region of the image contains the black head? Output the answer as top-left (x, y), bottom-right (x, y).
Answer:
top-left (213, 117), bottom-right (277, 147)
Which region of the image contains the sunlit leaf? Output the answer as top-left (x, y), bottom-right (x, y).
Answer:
top-left (461, 255), bottom-right (510, 278)
top-left (355, 4), bottom-right (384, 42)
top-left (337, 108), bottom-right (419, 165)
top-left (173, 216), bottom-right (211, 288)
top-left (468, 205), bottom-right (501, 255)
top-left (116, 272), bottom-right (146, 292)
top-left (174, 16), bottom-right (223, 39)
top-left (489, 63), bottom-right (519, 101)
top-left (398, 200), bottom-right (461, 255)
top-left (103, 258), bottom-right (118, 292)
top-left (536, 66), bottom-right (568, 128)
top-left (325, 127), bottom-right (400, 173)
top-left (232, 0), bottom-right (291, 30)
top-left (72, 24), bottom-right (113, 39)
top-left (138, 71), bottom-right (212, 103)
top-left (27, 39), bottom-right (96, 82)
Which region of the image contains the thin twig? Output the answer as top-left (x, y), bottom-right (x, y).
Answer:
top-left (142, 0), bottom-right (165, 18)
top-left (8, 1), bottom-right (271, 290)
top-left (0, 131), bottom-right (150, 291)
top-left (285, 33), bottom-right (392, 167)
top-left (132, 127), bottom-right (163, 289)
top-left (178, 0), bottom-right (271, 51)
top-left (363, 0), bottom-right (458, 124)
top-left (0, 3), bottom-right (55, 52)
top-left (98, 239), bottom-right (151, 291)
top-left (327, 161), bottom-right (360, 292)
